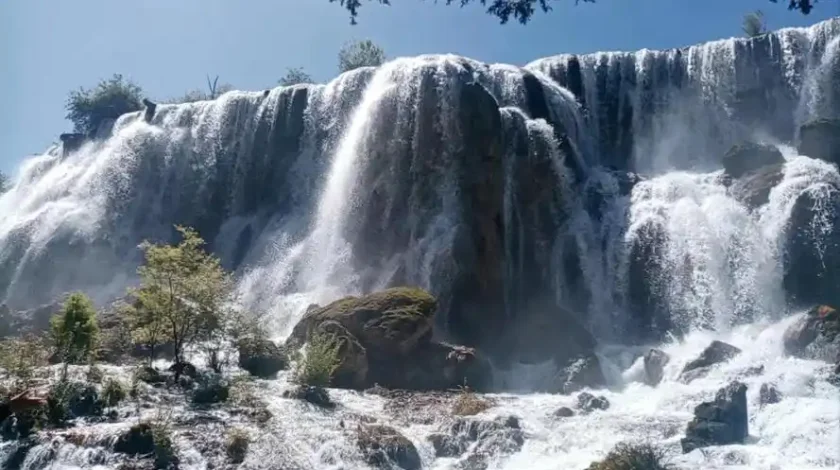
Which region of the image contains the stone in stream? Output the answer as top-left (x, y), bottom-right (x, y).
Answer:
top-left (681, 381), bottom-right (749, 453)
top-left (576, 392), bottom-right (610, 413)
top-left (759, 383), bottom-right (782, 406)
top-left (357, 424), bottom-right (422, 470)
top-left (643, 348), bottom-right (670, 386)
top-left (679, 340), bottom-right (742, 382)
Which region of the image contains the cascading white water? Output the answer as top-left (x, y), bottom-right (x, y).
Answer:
top-left (2, 17), bottom-right (840, 470)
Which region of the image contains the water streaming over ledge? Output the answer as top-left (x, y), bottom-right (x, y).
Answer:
top-left (1, 17), bottom-right (840, 470)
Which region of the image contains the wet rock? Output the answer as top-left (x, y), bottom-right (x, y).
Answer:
top-left (357, 424), bottom-right (421, 470)
top-left (190, 373), bottom-right (230, 405)
top-left (728, 163), bottom-right (784, 208)
top-left (282, 385), bottom-right (334, 409)
top-left (576, 392), bottom-right (610, 413)
top-left (681, 381), bottom-right (749, 453)
top-left (553, 406), bottom-right (575, 418)
top-left (114, 423), bottom-right (155, 456)
top-left (782, 305), bottom-right (840, 361)
top-left (428, 415), bottom-right (524, 462)
top-left (561, 354), bottom-right (607, 393)
top-left (798, 118), bottom-right (840, 167)
top-left (759, 383), bottom-right (782, 406)
top-left (784, 187), bottom-right (840, 308)
top-left (237, 337), bottom-right (287, 378)
top-left (287, 288), bottom-right (492, 391)
top-left (643, 348), bottom-right (670, 386)
top-left (168, 361), bottom-right (198, 379)
top-left (722, 142), bottom-right (784, 179)
top-left (135, 366), bottom-right (166, 385)
top-left (741, 365), bottom-right (765, 377)
top-left (142, 98), bottom-right (157, 123)
top-left (59, 133), bottom-right (86, 156)
top-left (680, 341), bottom-right (742, 381)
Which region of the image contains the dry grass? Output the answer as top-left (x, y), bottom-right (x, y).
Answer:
top-left (451, 385), bottom-right (494, 416)
top-left (587, 443), bottom-right (673, 470)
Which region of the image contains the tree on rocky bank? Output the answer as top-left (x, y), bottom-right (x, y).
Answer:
top-left (0, 170), bottom-right (8, 193)
top-left (51, 293), bottom-right (100, 365)
top-left (278, 67), bottom-right (314, 86)
top-left (333, 0), bottom-right (817, 24)
top-left (743, 10), bottom-right (768, 37)
top-left (65, 74), bottom-right (144, 135)
top-left (338, 39), bottom-right (386, 73)
top-left (126, 226), bottom-right (234, 367)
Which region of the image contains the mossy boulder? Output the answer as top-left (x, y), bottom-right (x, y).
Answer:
top-left (315, 320), bottom-right (369, 389)
top-left (237, 337), bottom-right (288, 378)
top-left (290, 287), bottom-right (437, 356)
top-left (798, 119), bottom-right (840, 167)
top-left (722, 142), bottom-right (784, 179)
top-left (287, 287), bottom-right (493, 391)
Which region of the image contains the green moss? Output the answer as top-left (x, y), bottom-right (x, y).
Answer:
top-left (313, 287), bottom-right (437, 319)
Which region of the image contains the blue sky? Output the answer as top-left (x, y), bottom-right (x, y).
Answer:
top-left (1, 0), bottom-right (837, 172)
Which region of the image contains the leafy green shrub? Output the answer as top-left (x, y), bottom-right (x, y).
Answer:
top-left (225, 427), bottom-right (250, 463)
top-left (46, 381), bottom-right (104, 426)
top-left (102, 378), bottom-right (127, 407)
top-left (587, 443), bottom-right (673, 470)
top-left (292, 333), bottom-right (341, 387)
top-left (338, 39), bottom-right (386, 73)
top-left (66, 74), bottom-right (143, 135)
top-left (51, 293), bottom-right (100, 364)
top-left (278, 67), bottom-right (313, 86)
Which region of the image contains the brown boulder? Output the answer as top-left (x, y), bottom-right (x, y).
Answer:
top-left (783, 305), bottom-right (840, 361)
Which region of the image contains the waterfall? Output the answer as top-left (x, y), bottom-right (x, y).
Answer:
top-left (2, 15), bottom-right (840, 470)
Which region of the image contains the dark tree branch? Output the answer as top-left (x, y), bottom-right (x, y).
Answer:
top-left (333, 0), bottom-right (818, 25)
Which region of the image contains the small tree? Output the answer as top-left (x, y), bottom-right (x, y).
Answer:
top-left (292, 333), bottom-right (341, 387)
top-left (278, 67), bottom-right (314, 86)
top-left (743, 10), bottom-right (767, 38)
top-left (338, 39), bottom-right (386, 73)
top-left (0, 170), bottom-right (9, 193)
top-left (66, 74), bottom-right (143, 135)
top-left (51, 293), bottom-right (100, 365)
top-left (167, 75), bottom-right (234, 104)
top-left (128, 226), bottom-right (233, 367)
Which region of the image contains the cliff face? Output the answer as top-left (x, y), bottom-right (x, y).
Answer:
top-left (1, 19), bottom-right (839, 363)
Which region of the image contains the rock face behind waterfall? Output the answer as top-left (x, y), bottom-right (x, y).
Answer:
top-left (287, 287), bottom-right (493, 391)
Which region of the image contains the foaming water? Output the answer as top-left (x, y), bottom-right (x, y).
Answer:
top-left (493, 314), bottom-right (839, 470)
top-left (5, 315), bottom-right (834, 470)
